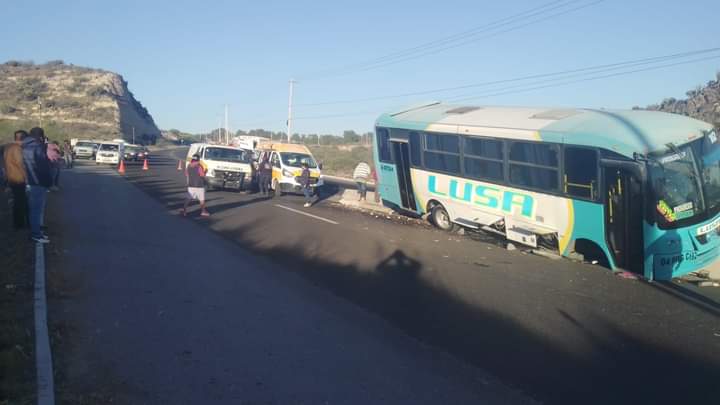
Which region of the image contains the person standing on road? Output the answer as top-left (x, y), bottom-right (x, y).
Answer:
top-left (48, 140), bottom-right (62, 191)
top-left (3, 130), bottom-right (29, 229)
top-left (22, 127), bottom-right (53, 243)
top-left (62, 139), bottom-right (73, 169)
top-left (182, 153), bottom-right (210, 217)
top-left (300, 161), bottom-right (313, 208)
top-left (353, 161), bottom-right (371, 202)
top-left (258, 156), bottom-right (272, 196)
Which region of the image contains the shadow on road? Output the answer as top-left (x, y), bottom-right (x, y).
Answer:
top-left (205, 218), bottom-right (720, 405)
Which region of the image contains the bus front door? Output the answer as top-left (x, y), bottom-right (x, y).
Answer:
top-left (604, 168), bottom-right (643, 272)
top-left (391, 141), bottom-right (417, 210)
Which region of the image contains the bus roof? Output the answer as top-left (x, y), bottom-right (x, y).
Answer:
top-left (376, 103), bottom-right (713, 158)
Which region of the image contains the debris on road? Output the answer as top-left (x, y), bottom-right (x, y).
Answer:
top-left (506, 243), bottom-right (516, 251)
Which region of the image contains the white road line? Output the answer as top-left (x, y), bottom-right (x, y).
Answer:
top-left (34, 243), bottom-right (55, 405)
top-left (274, 204), bottom-right (339, 225)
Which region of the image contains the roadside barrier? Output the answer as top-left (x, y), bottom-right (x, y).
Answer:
top-left (143, 158), bottom-right (149, 171)
top-left (118, 159), bottom-right (126, 175)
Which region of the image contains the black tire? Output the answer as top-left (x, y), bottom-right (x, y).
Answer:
top-left (272, 179), bottom-right (283, 197)
top-left (430, 204), bottom-right (457, 232)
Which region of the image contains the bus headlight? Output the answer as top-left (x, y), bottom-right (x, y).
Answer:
top-left (282, 169), bottom-right (293, 178)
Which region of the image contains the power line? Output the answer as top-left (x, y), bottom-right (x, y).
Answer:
top-left (297, 0), bottom-right (602, 81)
top-left (447, 54), bottom-right (720, 102)
top-left (296, 47), bottom-right (720, 107)
top-left (287, 53), bottom-right (720, 122)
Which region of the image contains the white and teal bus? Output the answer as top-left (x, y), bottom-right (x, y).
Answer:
top-left (373, 103), bottom-right (720, 280)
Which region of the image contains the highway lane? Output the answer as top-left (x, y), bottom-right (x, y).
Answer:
top-left (86, 150), bottom-right (720, 403)
top-left (46, 160), bottom-right (531, 405)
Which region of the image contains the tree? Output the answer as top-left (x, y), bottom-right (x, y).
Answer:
top-left (342, 130), bottom-right (360, 143)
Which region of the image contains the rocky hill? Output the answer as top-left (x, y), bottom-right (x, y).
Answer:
top-left (642, 72), bottom-right (720, 128)
top-left (0, 60), bottom-right (159, 144)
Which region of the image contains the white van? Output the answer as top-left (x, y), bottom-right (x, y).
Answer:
top-left (186, 143), bottom-right (253, 190)
top-left (255, 143), bottom-right (323, 195)
top-left (95, 142), bottom-right (123, 165)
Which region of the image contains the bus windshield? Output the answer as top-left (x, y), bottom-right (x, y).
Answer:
top-left (281, 152), bottom-right (317, 168)
top-left (698, 130), bottom-right (720, 216)
top-left (649, 131), bottom-right (720, 228)
top-left (649, 146), bottom-right (704, 227)
top-left (204, 147), bottom-right (250, 163)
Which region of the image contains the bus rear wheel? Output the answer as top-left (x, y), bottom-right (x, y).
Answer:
top-left (430, 204), bottom-right (456, 232)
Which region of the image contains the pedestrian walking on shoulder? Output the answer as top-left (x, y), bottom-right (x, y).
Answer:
top-left (48, 141), bottom-right (62, 191)
top-left (22, 127), bottom-right (53, 243)
top-left (353, 161), bottom-right (371, 201)
top-left (3, 130), bottom-right (29, 229)
top-left (63, 139), bottom-right (73, 169)
top-left (182, 154), bottom-right (210, 217)
top-left (258, 156), bottom-right (272, 196)
top-left (300, 162), bottom-right (313, 207)
top-left (371, 167), bottom-right (380, 203)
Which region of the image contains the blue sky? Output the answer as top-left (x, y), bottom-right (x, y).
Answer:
top-left (1, 0), bottom-right (718, 135)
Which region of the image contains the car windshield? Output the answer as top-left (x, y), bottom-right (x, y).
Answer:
top-left (76, 142), bottom-right (94, 147)
top-left (280, 152), bottom-right (317, 168)
top-left (99, 144), bottom-right (119, 151)
top-left (204, 147), bottom-right (250, 163)
top-left (126, 147), bottom-right (141, 154)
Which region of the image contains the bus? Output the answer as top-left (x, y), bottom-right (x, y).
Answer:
top-left (373, 102), bottom-right (720, 281)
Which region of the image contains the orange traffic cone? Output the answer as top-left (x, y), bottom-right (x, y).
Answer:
top-left (118, 159), bottom-right (126, 175)
top-left (177, 160), bottom-right (183, 171)
top-left (142, 158), bottom-right (149, 171)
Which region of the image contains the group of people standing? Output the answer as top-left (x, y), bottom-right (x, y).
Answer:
top-left (1, 127), bottom-right (67, 243)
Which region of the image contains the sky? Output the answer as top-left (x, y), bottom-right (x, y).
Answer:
top-left (1, 0), bottom-right (719, 136)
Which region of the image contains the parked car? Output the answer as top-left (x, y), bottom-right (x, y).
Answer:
top-left (123, 145), bottom-right (148, 162)
top-left (95, 143), bottom-right (122, 165)
top-left (73, 141), bottom-right (98, 159)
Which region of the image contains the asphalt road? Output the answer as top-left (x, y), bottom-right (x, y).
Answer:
top-left (51, 149), bottom-right (720, 404)
top-left (46, 157), bottom-right (532, 404)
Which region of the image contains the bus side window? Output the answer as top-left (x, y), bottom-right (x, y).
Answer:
top-left (564, 147), bottom-right (597, 200)
top-left (272, 153), bottom-right (281, 168)
top-left (509, 142), bottom-right (559, 191)
top-left (424, 133), bottom-right (461, 174)
top-left (377, 128), bottom-right (392, 163)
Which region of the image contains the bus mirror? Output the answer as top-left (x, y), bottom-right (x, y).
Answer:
top-left (318, 162), bottom-right (323, 170)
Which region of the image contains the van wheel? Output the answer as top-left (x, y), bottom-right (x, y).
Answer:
top-left (273, 179), bottom-right (283, 197)
top-left (430, 204), bottom-right (456, 232)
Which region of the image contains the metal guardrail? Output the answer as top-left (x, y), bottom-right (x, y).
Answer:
top-left (322, 175), bottom-right (376, 192)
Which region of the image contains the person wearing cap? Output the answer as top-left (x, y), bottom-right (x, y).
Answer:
top-left (182, 153), bottom-right (210, 217)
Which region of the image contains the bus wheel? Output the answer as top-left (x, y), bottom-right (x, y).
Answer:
top-left (430, 204), bottom-right (456, 232)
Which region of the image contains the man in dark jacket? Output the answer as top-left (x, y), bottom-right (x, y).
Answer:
top-left (22, 127), bottom-right (52, 243)
top-left (300, 162), bottom-right (313, 207)
top-left (258, 156), bottom-right (272, 196)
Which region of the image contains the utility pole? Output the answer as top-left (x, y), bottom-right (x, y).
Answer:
top-left (224, 104), bottom-right (229, 145)
top-left (287, 79), bottom-right (295, 143)
top-left (38, 97), bottom-right (43, 128)
top-left (132, 126), bottom-right (135, 144)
